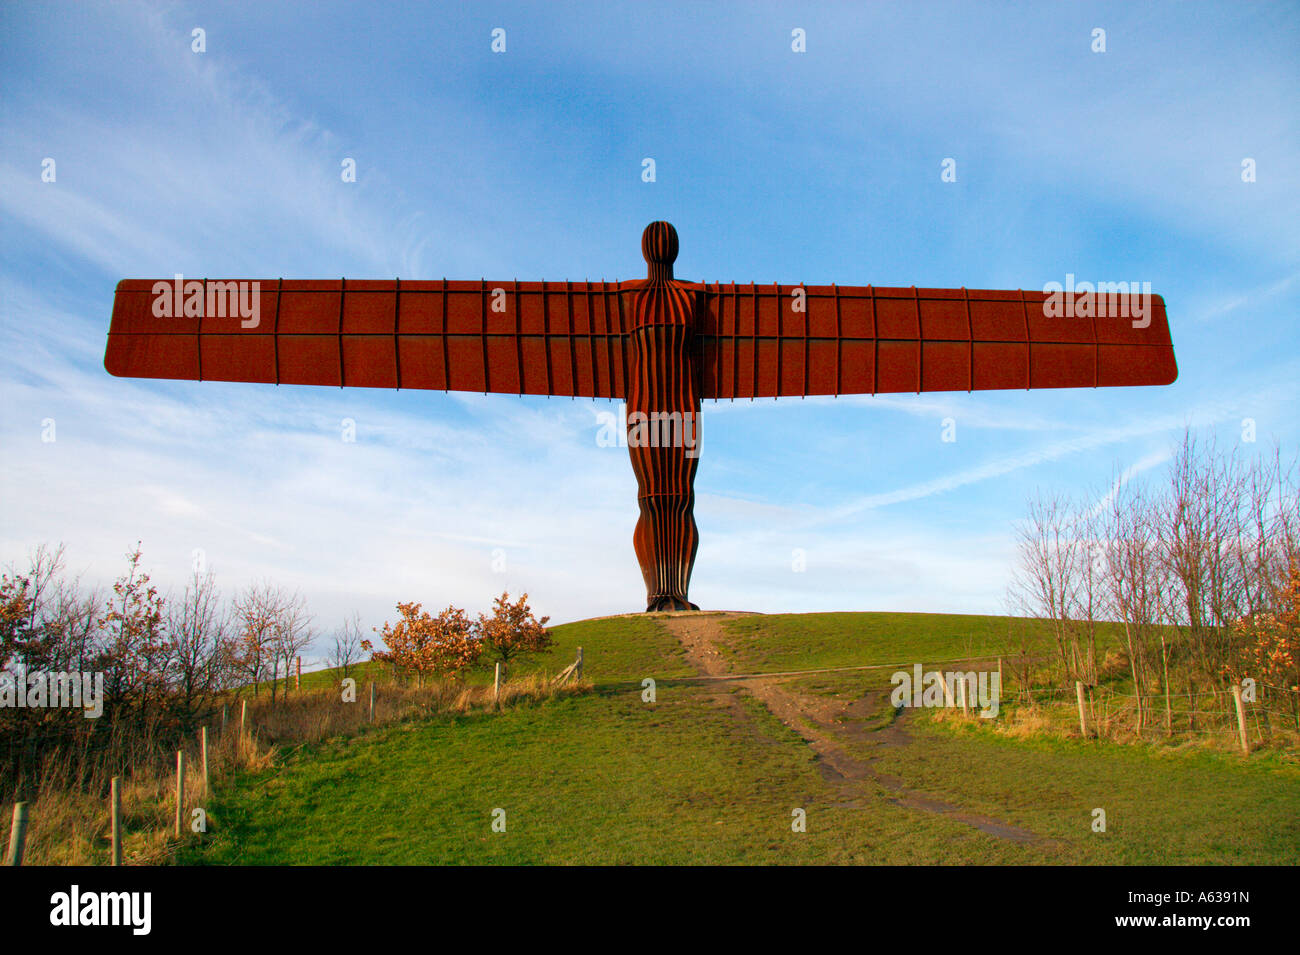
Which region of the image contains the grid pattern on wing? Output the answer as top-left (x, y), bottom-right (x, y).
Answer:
top-left (694, 284), bottom-right (1177, 398)
top-left (104, 279), bottom-right (634, 399)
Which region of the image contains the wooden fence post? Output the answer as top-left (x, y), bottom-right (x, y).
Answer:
top-left (240, 699), bottom-right (247, 739)
top-left (997, 656), bottom-right (1004, 692)
top-left (174, 750), bottom-right (185, 839)
top-left (369, 682), bottom-right (376, 723)
top-left (110, 777), bottom-right (122, 866)
top-left (200, 727), bottom-right (209, 796)
top-left (221, 704), bottom-right (228, 736)
top-left (1075, 681), bottom-right (1089, 738)
top-left (958, 676), bottom-right (969, 717)
top-left (576, 647), bottom-right (583, 680)
top-left (1232, 684), bottom-right (1250, 755)
top-left (4, 802), bottom-right (28, 866)
top-left (296, 655), bottom-right (302, 691)
top-left (494, 663), bottom-right (501, 702)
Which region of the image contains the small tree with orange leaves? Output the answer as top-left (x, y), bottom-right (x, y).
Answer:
top-left (97, 545), bottom-right (168, 722)
top-left (1232, 563), bottom-right (1300, 729)
top-left (365, 602), bottom-right (480, 684)
top-left (0, 573), bottom-right (33, 671)
top-left (476, 591), bottom-right (553, 680)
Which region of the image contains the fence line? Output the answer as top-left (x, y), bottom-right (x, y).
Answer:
top-left (665, 652), bottom-right (1051, 684)
top-left (661, 651), bottom-right (1297, 745)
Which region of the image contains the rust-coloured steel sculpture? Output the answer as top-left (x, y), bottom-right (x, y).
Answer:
top-left (104, 221), bottom-right (1178, 611)
top-left (629, 222), bottom-right (700, 610)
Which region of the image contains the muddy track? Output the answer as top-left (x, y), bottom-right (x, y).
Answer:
top-left (662, 612), bottom-right (1046, 845)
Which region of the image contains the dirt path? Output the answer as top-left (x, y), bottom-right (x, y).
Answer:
top-left (662, 612), bottom-right (1045, 845)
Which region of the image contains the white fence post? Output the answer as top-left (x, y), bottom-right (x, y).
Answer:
top-left (174, 750), bottom-right (185, 839)
top-left (200, 727), bottom-right (209, 796)
top-left (110, 777), bottom-right (122, 866)
top-left (1232, 684), bottom-right (1250, 755)
top-left (4, 802), bottom-right (28, 866)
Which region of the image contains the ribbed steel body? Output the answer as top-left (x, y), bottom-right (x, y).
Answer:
top-left (626, 235), bottom-right (700, 611)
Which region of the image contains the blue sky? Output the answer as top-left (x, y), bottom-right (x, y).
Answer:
top-left (1, 1), bottom-right (1297, 655)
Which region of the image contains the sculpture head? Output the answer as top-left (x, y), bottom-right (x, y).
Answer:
top-left (641, 221), bottom-right (678, 281)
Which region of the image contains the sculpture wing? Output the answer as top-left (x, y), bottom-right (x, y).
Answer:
top-left (695, 283), bottom-right (1177, 399)
top-left (104, 279), bottom-right (635, 398)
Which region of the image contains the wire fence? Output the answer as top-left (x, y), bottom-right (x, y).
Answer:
top-left (665, 649), bottom-right (1299, 746)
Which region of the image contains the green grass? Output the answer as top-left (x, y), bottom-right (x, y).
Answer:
top-left (531, 614), bottom-right (696, 683)
top-left (716, 610), bottom-right (1107, 672)
top-left (186, 686), bottom-right (1023, 865)
top-left (872, 713), bottom-right (1300, 864)
top-left (187, 611), bottom-right (1300, 865)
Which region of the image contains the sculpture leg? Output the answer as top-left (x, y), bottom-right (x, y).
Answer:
top-left (632, 458), bottom-right (700, 612)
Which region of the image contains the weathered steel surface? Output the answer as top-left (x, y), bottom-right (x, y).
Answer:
top-left (105, 222), bottom-right (1178, 611)
top-left (626, 222), bottom-right (700, 611)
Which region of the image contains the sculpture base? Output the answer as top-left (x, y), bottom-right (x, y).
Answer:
top-left (645, 596), bottom-right (700, 613)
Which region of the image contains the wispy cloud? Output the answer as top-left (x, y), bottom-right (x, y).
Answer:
top-left (814, 382), bottom-right (1294, 522)
top-left (1087, 450), bottom-right (1173, 517)
top-left (1190, 271), bottom-right (1300, 325)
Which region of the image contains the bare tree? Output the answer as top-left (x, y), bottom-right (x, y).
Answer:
top-left (1274, 448), bottom-right (1300, 581)
top-left (232, 581), bottom-right (281, 697)
top-left (1008, 492), bottom-right (1093, 681)
top-left (327, 612), bottom-right (363, 679)
top-left (1231, 446), bottom-right (1300, 617)
top-left (45, 579), bottom-right (104, 675)
top-left (166, 570), bottom-right (228, 727)
top-left (1101, 474), bottom-right (1164, 733)
top-left (1010, 430), bottom-right (1299, 740)
top-left (1156, 433), bottom-right (1248, 724)
top-left (1065, 502), bottom-right (1104, 684)
top-left (272, 591), bottom-right (313, 699)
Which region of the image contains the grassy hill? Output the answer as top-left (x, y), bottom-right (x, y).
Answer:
top-left (183, 611), bottom-right (1300, 865)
